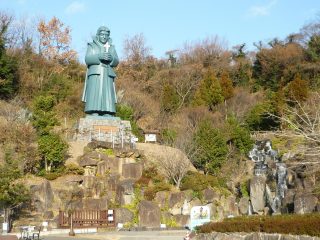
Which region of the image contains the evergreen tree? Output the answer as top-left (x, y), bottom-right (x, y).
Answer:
top-left (31, 95), bottom-right (58, 135)
top-left (220, 71), bottom-right (234, 100)
top-left (192, 120), bottom-right (228, 174)
top-left (287, 73), bottom-right (309, 102)
top-left (306, 35), bottom-right (320, 62)
top-left (161, 82), bottom-right (179, 114)
top-left (38, 133), bottom-right (68, 172)
top-left (226, 116), bottom-right (253, 154)
top-left (193, 71), bottom-right (224, 110)
top-left (0, 151), bottom-right (30, 223)
top-left (0, 19), bottom-right (19, 99)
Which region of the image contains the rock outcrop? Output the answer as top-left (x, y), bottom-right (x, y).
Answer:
top-left (138, 200), bottom-right (161, 228)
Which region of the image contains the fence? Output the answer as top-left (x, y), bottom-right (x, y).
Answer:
top-left (58, 210), bottom-right (115, 228)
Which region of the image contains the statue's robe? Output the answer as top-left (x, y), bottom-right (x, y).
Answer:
top-left (82, 38), bottom-right (119, 114)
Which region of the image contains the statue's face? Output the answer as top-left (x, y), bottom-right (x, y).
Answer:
top-left (98, 30), bottom-right (110, 44)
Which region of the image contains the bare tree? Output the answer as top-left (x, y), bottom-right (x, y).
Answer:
top-left (156, 146), bottom-right (191, 189)
top-left (123, 33), bottom-right (151, 64)
top-left (172, 65), bottom-right (202, 109)
top-left (269, 92), bottom-right (320, 156)
top-left (178, 35), bottom-right (231, 69)
top-left (38, 16), bottom-right (77, 64)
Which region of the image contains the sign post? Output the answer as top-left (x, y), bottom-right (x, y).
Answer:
top-left (189, 206), bottom-right (211, 231)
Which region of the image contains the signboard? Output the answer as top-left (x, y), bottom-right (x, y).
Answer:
top-left (189, 206), bottom-right (210, 230)
top-left (145, 133), bottom-right (157, 142)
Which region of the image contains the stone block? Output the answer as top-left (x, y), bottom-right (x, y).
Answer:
top-left (173, 214), bottom-right (189, 227)
top-left (122, 163), bottom-right (143, 179)
top-left (30, 180), bottom-right (54, 212)
top-left (116, 179), bottom-right (136, 205)
top-left (168, 192), bottom-right (185, 208)
top-left (154, 191), bottom-right (169, 209)
top-left (138, 200), bottom-right (161, 228)
top-left (115, 208), bottom-right (134, 224)
top-left (239, 197), bottom-right (249, 215)
top-left (294, 192), bottom-right (318, 214)
top-left (250, 176), bottom-right (266, 213)
top-left (202, 188), bottom-right (220, 203)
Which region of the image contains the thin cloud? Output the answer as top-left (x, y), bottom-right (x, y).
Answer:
top-left (248, 0), bottom-right (277, 17)
top-left (65, 1), bottom-right (85, 15)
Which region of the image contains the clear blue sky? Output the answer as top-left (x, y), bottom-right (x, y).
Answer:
top-left (1, 0), bottom-right (319, 61)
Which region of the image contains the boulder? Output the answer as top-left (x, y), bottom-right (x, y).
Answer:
top-left (87, 141), bottom-right (112, 150)
top-left (224, 195), bottom-right (239, 217)
top-left (118, 158), bottom-right (136, 175)
top-left (30, 180), bottom-right (54, 212)
top-left (154, 191), bottom-right (169, 209)
top-left (79, 154), bottom-right (99, 167)
top-left (107, 173), bottom-right (120, 191)
top-left (43, 210), bottom-right (54, 219)
top-left (115, 208), bottom-right (134, 224)
top-left (138, 200), bottom-right (161, 228)
top-left (97, 157), bottom-right (120, 175)
top-left (116, 179), bottom-right (136, 205)
top-left (168, 192), bottom-right (186, 215)
top-left (122, 163), bottom-right (143, 179)
top-left (173, 214), bottom-right (189, 227)
top-left (202, 188), bottom-right (220, 203)
top-left (294, 192), bottom-right (318, 214)
top-left (83, 197), bottom-right (108, 209)
top-left (282, 189), bottom-right (295, 213)
top-left (238, 197), bottom-right (249, 215)
top-left (250, 176), bottom-right (266, 213)
top-left (168, 192), bottom-right (185, 208)
top-left (83, 175), bottom-right (96, 189)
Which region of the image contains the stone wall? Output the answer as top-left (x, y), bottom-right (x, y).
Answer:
top-left (195, 232), bottom-right (320, 240)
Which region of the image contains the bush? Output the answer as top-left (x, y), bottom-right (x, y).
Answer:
top-left (65, 163), bottom-right (84, 175)
top-left (192, 120), bottom-right (228, 174)
top-left (198, 214), bottom-right (320, 237)
top-left (39, 171), bottom-right (63, 180)
top-left (180, 171), bottom-right (227, 198)
top-left (144, 183), bottom-right (171, 201)
top-left (240, 180), bottom-right (249, 198)
top-left (245, 102), bottom-right (280, 131)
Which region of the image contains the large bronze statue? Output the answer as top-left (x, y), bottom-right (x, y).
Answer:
top-left (82, 26), bottom-right (119, 116)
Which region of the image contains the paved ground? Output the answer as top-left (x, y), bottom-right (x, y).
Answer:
top-left (42, 230), bottom-right (188, 240)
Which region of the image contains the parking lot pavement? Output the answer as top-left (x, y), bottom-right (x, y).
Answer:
top-left (42, 230), bottom-right (188, 240)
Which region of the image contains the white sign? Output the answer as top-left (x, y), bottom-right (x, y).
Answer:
top-left (145, 134), bottom-right (156, 142)
top-left (2, 222), bottom-right (8, 231)
top-left (189, 206), bottom-right (210, 230)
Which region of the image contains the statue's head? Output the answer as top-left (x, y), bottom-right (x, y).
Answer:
top-left (96, 26), bottom-right (110, 44)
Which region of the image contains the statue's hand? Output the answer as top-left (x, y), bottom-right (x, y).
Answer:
top-left (99, 52), bottom-right (112, 62)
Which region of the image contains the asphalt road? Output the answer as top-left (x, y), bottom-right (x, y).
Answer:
top-left (42, 230), bottom-right (188, 240)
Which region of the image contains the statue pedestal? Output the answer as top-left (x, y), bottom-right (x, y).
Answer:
top-left (77, 117), bottom-right (133, 147)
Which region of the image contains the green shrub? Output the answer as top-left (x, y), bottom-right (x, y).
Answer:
top-left (180, 171), bottom-right (227, 198)
top-left (97, 148), bottom-right (114, 156)
top-left (144, 183), bottom-right (171, 201)
top-left (245, 101), bottom-right (280, 131)
top-left (198, 214), bottom-right (320, 237)
top-left (41, 171), bottom-right (63, 180)
top-left (160, 128), bottom-right (177, 146)
top-left (161, 216), bottom-right (178, 228)
top-left (192, 120), bottom-right (228, 174)
top-left (240, 180), bottom-right (249, 198)
top-left (65, 163), bottom-right (84, 175)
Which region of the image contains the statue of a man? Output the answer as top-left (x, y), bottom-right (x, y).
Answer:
top-left (82, 26), bottom-right (119, 116)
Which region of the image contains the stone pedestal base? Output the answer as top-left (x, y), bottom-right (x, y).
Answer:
top-left (77, 117), bottom-right (133, 147)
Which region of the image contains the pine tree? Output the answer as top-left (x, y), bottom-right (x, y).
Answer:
top-left (287, 73), bottom-right (308, 102)
top-left (0, 19), bottom-right (18, 99)
top-left (192, 71), bottom-right (224, 110)
top-left (220, 71), bottom-right (234, 100)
